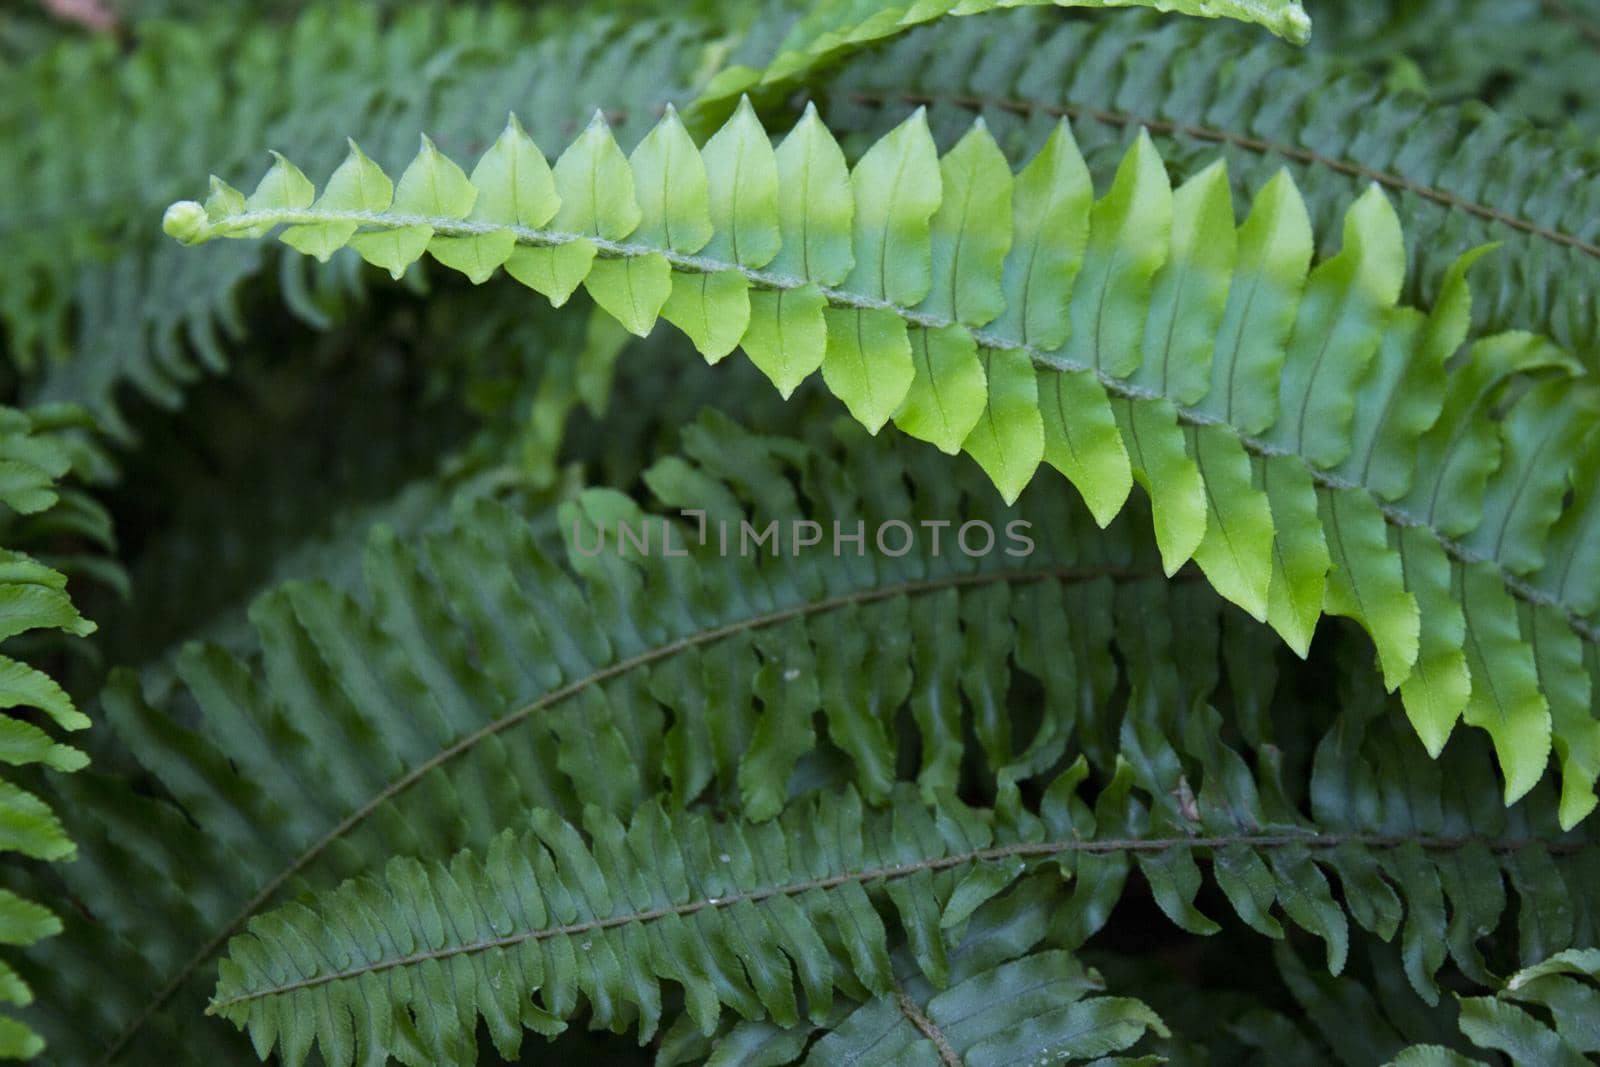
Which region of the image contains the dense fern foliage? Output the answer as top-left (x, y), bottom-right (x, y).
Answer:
top-left (3, 0), bottom-right (1600, 1064)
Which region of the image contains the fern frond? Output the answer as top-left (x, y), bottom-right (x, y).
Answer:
top-left (210, 788), bottom-right (1179, 1067)
top-left (0, 405), bottom-right (99, 1060)
top-left (14, 415), bottom-right (1225, 1062)
top-left (769, 955), bottom-right (1164, 1065)
top-left (166, 104), bottom-right (1600, 821)
top-left (819, 7), bottom-right (1600, 365)
top-left (687, 0), bottom-right (1312, 125)
top-left (205, 682), bottom-right (1597, 1065)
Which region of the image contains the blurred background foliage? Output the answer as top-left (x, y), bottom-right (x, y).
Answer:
top-left (2, 0), bottom-right (1599, 1061)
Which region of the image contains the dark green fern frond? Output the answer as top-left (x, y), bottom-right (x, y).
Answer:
top-left (205, 671), bottom-right (1599, 1065)
top-left (14, 414), bottom-right (1224, 1063)
top-left (729, 953), bottom-right (1165, 1066)
top-left (18, 411), bottom-right (1588, 1064)
top-left (209, 790), bottom-right (1174, 1067)
top-left (656, 874), bottom-right (1110, 1065)
top-left (164, 102), bottom-right (1600, 822)
top-left (817, 7), bottom-right (1600, 364)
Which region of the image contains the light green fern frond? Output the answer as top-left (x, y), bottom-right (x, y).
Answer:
top-left (165, 103), bottom-right (1600, 822)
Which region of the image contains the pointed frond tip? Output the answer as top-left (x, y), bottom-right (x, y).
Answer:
top-left (161, 200), bottom-right (209, 244)
top-left (164, 104), bottom-right (1600, 821)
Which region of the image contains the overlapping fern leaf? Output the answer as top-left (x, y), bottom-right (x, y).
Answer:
top-left (207, 607), bottom-right (1600, 1065)
top-left (0, 406), bottom-right (102, 1059)
top-left (205, 791), bottom-right (1182, 1066)
top-left (681, 894), bottom-right (1170, 1067)
top-left (165, 101), bottom-right (1600, 824)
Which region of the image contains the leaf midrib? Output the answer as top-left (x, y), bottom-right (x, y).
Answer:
top-left (211, 826), bottom-right (1587, 1009)
top-left (187, 201), bottom-right (1600, 644)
